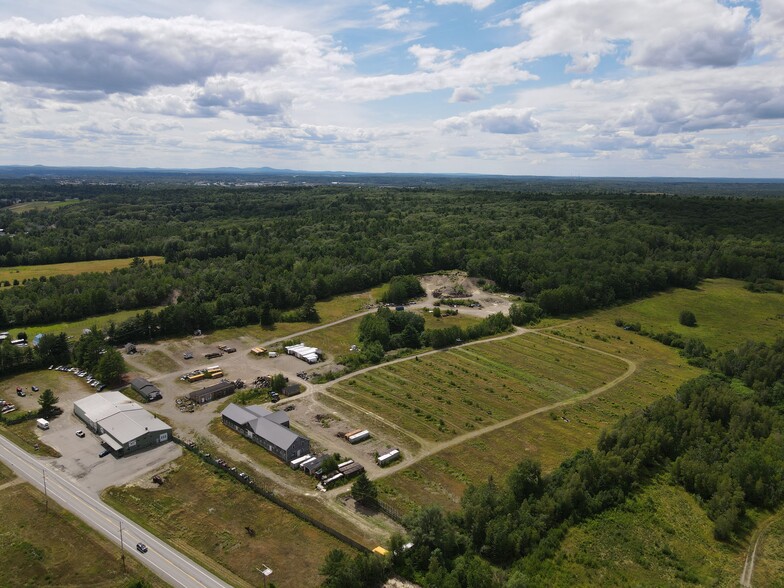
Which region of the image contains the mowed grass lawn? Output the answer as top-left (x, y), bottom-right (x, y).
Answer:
top-left (332, 334), bottom-right (627, 443)
top-left (0, 255), bottom-right (164, 283)
top-left (0, 482), bottom-right (164, 588)
top-left (378, 322), bottom-right (702, 513)
top-left (612, 278), bottom-right (784, 351)
top-left (104, 451), bottom-right (353, 588)
top-left (525, 479), bottom-right (745, 587)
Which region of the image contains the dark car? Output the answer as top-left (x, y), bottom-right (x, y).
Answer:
top-left (183, 352), bottom-right (193, 359)
top-left (136, 542), bottom-right (148, 554)
top-left (16, 388), bottom-right (25, 397)
top-left (98, 449), bottom-right (111, 458)
top-left (31, 386), bottom-right (39, 392)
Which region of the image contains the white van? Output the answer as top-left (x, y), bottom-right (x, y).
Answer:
top-left (268, 351), bottom-right (278, 358)
top-left (36, 418), bottom-right (50, 430)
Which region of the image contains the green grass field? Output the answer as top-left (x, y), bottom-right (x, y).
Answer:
top-left (11, 305), bottom-right (167, 338)
top-left (524, 479), bottom-right (745, 587)
top-left (754, 512), bottom-right (784, 588)
top-left (7, 199), bottom-right (80, 213)
top-left (331, 334), bottom-right (627, 443)
top-left (377, 323), bottom-right (702, 513)
top-left (0, 460), bottom-right (12, 483)
top-left (0, 482), bottom-right (163, 588)
top-left (104, 451), bottom-right (355, 588)
top-left (612, 278), bottom-right (784, 351)
top-left (0, 256), bottom-right (164, 284)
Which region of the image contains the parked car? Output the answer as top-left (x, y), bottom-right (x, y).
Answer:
top-left (31, 386), bottom-right (39, 392)
top-left (183, 352), bottom-right (193, 359)
top-left (75, 430), bottom-right (85, 438)
top-left (136, 543), bottom-right (148, 554)
top-left (16, 389), bottom-right (25, 397)
top-left (98, 449), bottom-right (110, 458)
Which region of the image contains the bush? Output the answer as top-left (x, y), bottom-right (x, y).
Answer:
top-left (679, 310), bottom-right (697, 327)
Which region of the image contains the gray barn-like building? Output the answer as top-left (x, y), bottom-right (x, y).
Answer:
top-left (130, 377), bottom-right (162, 401)
top-left (221, 403), bottom-right (310, 462)
top-left (189, 381), bottom-right (236, 404)
top-left (73, 392), bottom-right (171, 456)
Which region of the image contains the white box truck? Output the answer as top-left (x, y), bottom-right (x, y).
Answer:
top-left (36, 418), bottom-right (49, 430)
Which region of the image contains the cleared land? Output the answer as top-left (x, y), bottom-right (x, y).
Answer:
top-left (612, 278), bottom-right (784, 351)
top-left (525, 480), bottom-right (744, 587)
top-left (104, 451), bottom-right (354, 588)
top-left (377, 325), bottom-right (701, 513)
top-left (0, 256), bottom-right (164, 284)
top-left (7, 199), bottom-right (80, 213)
top-left (0, 481), bottom-right (163, 588)
top-left (331, 334), bottom-right (627, 443)
top-left (11, 305), bottom-right (167, 338)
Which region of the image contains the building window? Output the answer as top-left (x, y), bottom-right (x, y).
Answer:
top-left (128, 440), bottom-right (136, 448)
top-left (159, 433), bottom-right (168, 442)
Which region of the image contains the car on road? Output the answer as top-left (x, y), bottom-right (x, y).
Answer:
top-left (98, 448), bottom-right (111, 458)
top-left (136, 542), bottom-right (148, 554)
top-left (75, 430), bottom-right (85, 438)
top-left (31, 385), bottom-right (39, 392)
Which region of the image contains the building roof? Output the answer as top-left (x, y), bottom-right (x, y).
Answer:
top-left (189, 381), bottom-right (236, 401)
top-left (74, 391), bottom-right (170, 446)
top-left (130, 377), bottom-right (161, 398)
top-left (222, 403), bottom-right (304, 451)
top-left (74, 391), bottom-right (143, 423)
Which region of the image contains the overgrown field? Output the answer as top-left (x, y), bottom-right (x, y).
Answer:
top-left (300, 310), bottom-right (484, 360)
top-left (104, 451), bottom-right (354, 588)
top-left (377, 325), bottom-right (701, 513)
top-left (7, 199), bottom-right (80, 213)
top-left (612, 278), bottom-right (784, 351)
top-left (0, 460), bottom-right (12, 483)
top-left (10, 305), bottom-right (167, 338)
top-left (0, 256), bottom-right (164, 284)
top-left (0, 481), bottom-right (163, 588)
top-left (754, 513), bottom-right (784, 588)
top-left (524, 480), bottom-right (745, 587)
top-left (331, 334), bottom-right (627, 443)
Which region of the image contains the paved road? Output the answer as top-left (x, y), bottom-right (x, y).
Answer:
top-left (0, 434), bottom-right (231, 588)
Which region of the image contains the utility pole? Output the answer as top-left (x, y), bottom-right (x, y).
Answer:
top-left (42, 468), bottom-right (48, 514)
top-left (119, 520), bottom-right (126, 573)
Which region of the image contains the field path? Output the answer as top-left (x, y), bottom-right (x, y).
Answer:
top-left (364, 331), bottom-right (637, 481)
top-left (740, 511), bottom-right (782, 587)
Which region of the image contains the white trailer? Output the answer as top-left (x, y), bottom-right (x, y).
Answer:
top-left (290, 454), bottom-right (312, 468)
top-left (36, 418), bottom-right (50, 430)
top-left (347, 430), bottom-right (370, 444)
top-left (377, 449), bottom-right (401, 466)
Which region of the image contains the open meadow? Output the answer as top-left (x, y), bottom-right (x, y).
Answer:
top-left (104, 451), bottom-right (355, 588)
top-left (611, 278), bottom-right (784, 351)
top-left (0, 481), bottom-right (163, 588)
top-left (753, 512), bottom-right (784, 588)
top-left (330, 333), bottom-right (627, 443)
top-left (11, 305), bottom-right (167, 338)
top-left (524, 479), bottom-right (746, 587)
top-left (0, 256), bottom-right (164, 284)
top-left (7, 199), bottom-right (80, 213)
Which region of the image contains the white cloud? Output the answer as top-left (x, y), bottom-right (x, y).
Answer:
top-left (0, 16), bottom-right (350, 95)
top-left (753, 0), bottom-right (784, 58)
top-left (374, 4), bottom-right (411, 30)
top-left (432, 0), bottom-right (495, 10)
top-left (518, 0), bottom-right (752, 73)
top-left (450, 87), bottom-right (482, 102)
top-left (436, 107), bottom-right (540, 134)
top-left (409, 45), bottom-right (457, 71)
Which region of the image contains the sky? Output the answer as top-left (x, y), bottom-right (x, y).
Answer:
top-left (0, 0), bottom-right (782, 177)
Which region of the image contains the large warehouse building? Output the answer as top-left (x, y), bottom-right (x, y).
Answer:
top-left (73, 392), bottom-right (172, 456)
top-left (221, 403), bottom-right (310, 462)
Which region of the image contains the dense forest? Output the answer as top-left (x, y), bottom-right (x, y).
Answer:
top-left (321, 338), bottom-right (784, 587)
top-left (2, 184), bottom-right (784, 336)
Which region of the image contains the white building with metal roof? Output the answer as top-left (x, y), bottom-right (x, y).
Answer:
top-left (73, 391), bottom-right (171, 456)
